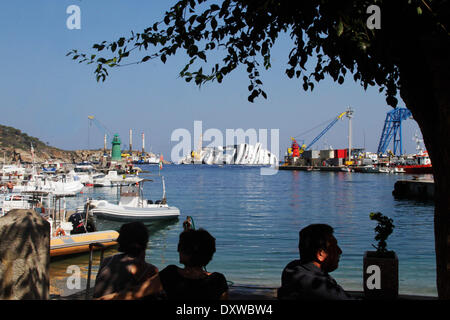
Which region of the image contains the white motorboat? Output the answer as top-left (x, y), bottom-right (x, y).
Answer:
top-left (11, 171), bottom-right (84, 196)
top-left (52, 171), bottom-right (84, 196)
top-left (93, 171), bottom-right (141, 187)
top-left (392, 167), bottom-right (406, 173)
top-left (146, 155), bottom-right (160, 164)
top-left (0, 164), bottom-right (28, 182)
top-left (74, 164), bottom-right (102, 186)
top-left (0, 193), bottom-right (34, 216)
top-left (78, 177), bottom-right (180, 221)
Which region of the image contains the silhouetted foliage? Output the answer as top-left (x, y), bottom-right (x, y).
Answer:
top-left (68, 0), bottom-right (448, 104)
top-left (369, 212), bottom-right (395, 254)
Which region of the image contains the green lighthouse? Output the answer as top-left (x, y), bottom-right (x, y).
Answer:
top-left (111, 134), bottom-right (122, 161)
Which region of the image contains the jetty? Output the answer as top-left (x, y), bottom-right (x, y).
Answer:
top-left (393, 177), bottom-right (434, 200)
top-left (279, 165), bottom-right (349, 172)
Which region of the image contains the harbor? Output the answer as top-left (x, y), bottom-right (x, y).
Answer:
top-left (41, 165), bottom-right (436, 298)
top-left (2, 1), bottom-right (448, 303)
top-left (0, 108), bottom-right (438, 300)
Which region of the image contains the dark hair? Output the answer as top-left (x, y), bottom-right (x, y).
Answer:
top-left (298, 224), bottom-right (334, 263)
top-left (117, 222), bottom-right (149, 257)
top-left (177, 228), bottom-right (216, 267)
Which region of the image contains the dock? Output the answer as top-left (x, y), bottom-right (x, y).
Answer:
top-left (392, 178), bottom-right (434, 200)
top-left (279, 165), bottom-right (350, 172)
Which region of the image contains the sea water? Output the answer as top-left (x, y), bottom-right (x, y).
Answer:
top-left (50, 165), bottom-right (436, 297)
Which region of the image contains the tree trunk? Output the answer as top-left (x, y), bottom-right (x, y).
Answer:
top-left (399, 34), bottom-right (450, 299)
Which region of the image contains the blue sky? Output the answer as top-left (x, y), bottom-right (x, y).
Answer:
top-left (0, 0), bottom-right (423, 160)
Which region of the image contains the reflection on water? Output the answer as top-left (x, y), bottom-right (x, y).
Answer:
top-left (51, 165), bottom-right (437, 297)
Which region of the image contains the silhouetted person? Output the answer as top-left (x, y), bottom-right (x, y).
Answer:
top-left (68, 211), bottom-right (96, 234)
top-left (278, 224), bottom-right (354, 300)
top-left (93, 222), bottom-right (158, 298)
top-left (97, 228), bottom-right (228, 300)
top-left (183, 216), bottom-right (193, 231)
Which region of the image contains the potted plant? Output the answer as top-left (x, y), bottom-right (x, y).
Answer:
top-left (363, 212), bottom-right (398, 299)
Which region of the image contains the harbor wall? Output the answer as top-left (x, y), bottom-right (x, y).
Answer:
top-left (0, 209), bottom-right (50, 299)
top-left (392, 179), bottom-right (435, 200)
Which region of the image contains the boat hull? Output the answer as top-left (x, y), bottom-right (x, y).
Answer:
top-left (88, 205), bottom-right (180, 222)
top-left (50, 230), bottom-right (119, 257)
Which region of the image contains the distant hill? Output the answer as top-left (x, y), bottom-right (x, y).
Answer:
top-left (0, 124), bottom-right (80, 163)
top-left (0, 124), bottom-right (158, 164)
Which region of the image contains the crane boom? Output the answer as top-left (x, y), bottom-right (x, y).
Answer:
top-left (88, 115), bottom-right (113, 138)
top-left (299, 111), bottom-right (348, 154)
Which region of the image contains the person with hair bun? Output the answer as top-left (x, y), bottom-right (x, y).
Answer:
top-left (97, 228), bottom-right (228, 300)
top-left (93, 222), bottom-right (158, 298)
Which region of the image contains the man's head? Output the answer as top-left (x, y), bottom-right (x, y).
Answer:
top-left (298, 224), bottom-right (342, 273)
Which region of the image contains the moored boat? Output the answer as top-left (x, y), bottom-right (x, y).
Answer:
top-left (0, 192), bottom-right (119, 258)
top-left (396, 151), bottom-right (432, 174)
top-left (77, 177), bottom-right (180, 222)
top-left (50, 230), bottom-right (118, 257)
top-left (93, 170), bottom-right (141, 187)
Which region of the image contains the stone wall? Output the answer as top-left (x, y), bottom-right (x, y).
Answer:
top-left (0, 209), bottom-right (50, 299)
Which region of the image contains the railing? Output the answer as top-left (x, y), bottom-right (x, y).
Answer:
top-left (85, 242), bottom-right (106, 300)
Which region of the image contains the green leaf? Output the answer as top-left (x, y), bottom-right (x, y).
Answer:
top-left (337, 19), bottom-right (344, 37)
top-left (198, 51), bottom-right (207, 61)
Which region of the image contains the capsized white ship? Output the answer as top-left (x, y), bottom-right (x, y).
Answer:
top-left (178, 143), bottom-right (278, 165)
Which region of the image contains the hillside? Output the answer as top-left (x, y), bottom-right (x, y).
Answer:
top-left (0, 124), bottom-right (82, 163)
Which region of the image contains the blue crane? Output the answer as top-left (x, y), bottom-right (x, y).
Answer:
top-left (87, 116), bottom-right (114, 152)
top-left (295, 110), bottom-right (350, 154)
top-left (377, 107), bottom-right (412, 156)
